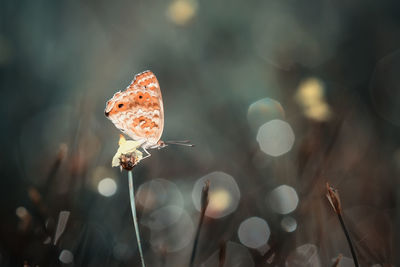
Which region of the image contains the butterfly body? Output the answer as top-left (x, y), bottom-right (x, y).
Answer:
top-left (105, 71), bottom-right (164, 150)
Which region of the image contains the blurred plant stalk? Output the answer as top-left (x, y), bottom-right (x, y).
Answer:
top-left (189, 180), bottom-right (210, 267)
top-left (326, 183), bottom-right (359, 267)
top-left (331, 254), bottom-right (342, 267)
top-left (218, 241), bottom-right (226, 267)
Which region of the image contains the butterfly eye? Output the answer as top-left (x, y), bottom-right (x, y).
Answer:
top-left (118, 103), bottom-right (124, 108)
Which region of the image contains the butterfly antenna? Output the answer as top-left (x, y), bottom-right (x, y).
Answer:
top-left (166, 140), bottom-right (191, 143)
top-left (165, 140), bottom-right (195, 147)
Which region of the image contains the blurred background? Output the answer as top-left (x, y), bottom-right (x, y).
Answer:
top-left (1, 0), bottom-right (400, 266)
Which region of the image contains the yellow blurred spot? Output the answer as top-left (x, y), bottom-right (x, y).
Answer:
top-left (208, 189), bottom-right (231, 214)
top-left (304, 102), bottom-right (331, 121)
top-left (295, 78), bottom-right (332, 121)
top-left (167, 0), bottom-right (197, 26)
top-left (296, 78), bottom-right (323, 105)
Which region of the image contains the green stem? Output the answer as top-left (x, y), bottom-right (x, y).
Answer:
top-left (128, 171), bottom-right (145, 267)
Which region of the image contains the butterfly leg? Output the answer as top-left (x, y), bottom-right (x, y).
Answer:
top-left (141, 147), bottom-right (152, 160)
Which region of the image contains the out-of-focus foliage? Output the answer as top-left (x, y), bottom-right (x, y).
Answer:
top-left (1, 0), bottom-right (400, 266)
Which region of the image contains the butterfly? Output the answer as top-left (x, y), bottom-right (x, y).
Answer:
top-left (105, 70), bottom-right (192, 159)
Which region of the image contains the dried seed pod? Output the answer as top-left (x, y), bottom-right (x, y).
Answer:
top-left (119, 153), bottom-right (138, 170)
top-left (326, 182), bottom-right (342, 215)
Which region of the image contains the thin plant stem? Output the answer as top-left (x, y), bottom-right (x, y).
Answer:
top-left (189, 204), bottom-right (206, 267)
top-left (128, 171), bottom-right (145, 267)
top-left (218, 241), bottom-right (226, 267)
top-left (189, 209), bottom-right (206, 267)
top-left (326, 183), bottom-right (359, 267)
top-left (337, 213), bottom-right (359, 267)
top-left (189, 180), bottom-right (210, 267)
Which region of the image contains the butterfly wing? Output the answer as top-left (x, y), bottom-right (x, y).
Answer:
top-left (127, 71), bottom-right (165, 147)
top-left (105, 71), bottom-right (164, 148)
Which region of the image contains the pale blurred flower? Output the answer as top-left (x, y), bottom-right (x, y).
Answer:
top-left (112, 135), bottom-right (143, 170)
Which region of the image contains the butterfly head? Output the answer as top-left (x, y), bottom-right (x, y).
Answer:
top-left (104, 91), bottom-right (130, 118)
top-left (157, 140), bottom-right (166, 149)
